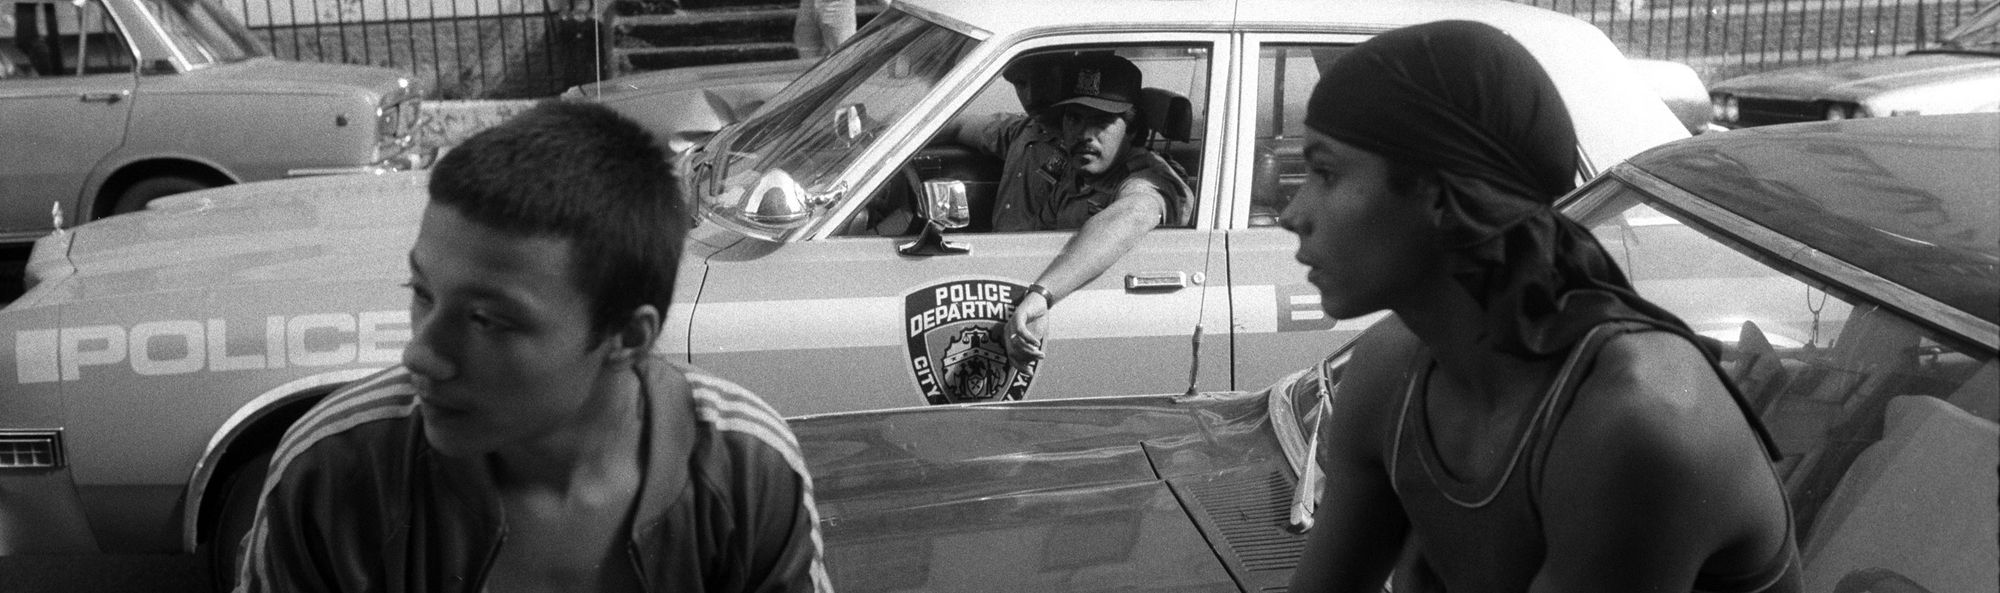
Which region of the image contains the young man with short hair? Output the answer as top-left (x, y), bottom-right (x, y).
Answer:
top-left (235, 102), bottom-right (831, 593)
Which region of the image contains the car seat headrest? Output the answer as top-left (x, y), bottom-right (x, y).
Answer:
top-left (1139, 87), bottom-right (1193, 142)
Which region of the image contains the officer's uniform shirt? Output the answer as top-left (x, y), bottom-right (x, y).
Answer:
top-left (961, 112), bottom-right (1191, 232)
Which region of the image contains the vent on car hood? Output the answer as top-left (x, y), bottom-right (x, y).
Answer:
top-left (1171, 464), bottom-right (1308, 592)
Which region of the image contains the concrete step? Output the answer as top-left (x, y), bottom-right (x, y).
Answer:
top-left (615, 6), bottom-right (801, 48)
top-left (615, 41), bottom-right (801, 72)
top-left (614, 3), bottom-right (886, 48)
top-left (608, 2), bottom-right (884, 76)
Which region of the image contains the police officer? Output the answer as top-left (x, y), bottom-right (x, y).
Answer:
top-left (977, 53), bottom-right (1192, 365)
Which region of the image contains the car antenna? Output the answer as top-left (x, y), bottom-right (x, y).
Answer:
top-left (1184, 323), bottom-right (1203, 397)
top-left (1184, 232), bottom-right (1219, 398)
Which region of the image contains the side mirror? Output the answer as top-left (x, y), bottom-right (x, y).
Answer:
top-left (699, 167), bottom-right (831, 240)
top-left (920, 179), bottom-right (970, 230)
top-left (898, 179), bottom-right (970, 256)
top-left (835, 104), bottom-right (868, 143)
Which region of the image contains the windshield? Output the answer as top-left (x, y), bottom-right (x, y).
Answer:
top-left (143, 0), bottom-right (266, 67)
top-left (1566, 176), bottom-right (1996, 562)
top-left (692, 10), bottom-right (978, 238)
top-left (1935, 1), bottom-right (1999, 54)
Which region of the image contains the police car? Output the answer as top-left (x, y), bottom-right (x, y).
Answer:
top-left (798, 114), bottom-right (2000, 591)
top-left (0, 0), bottom-right (1686, 583)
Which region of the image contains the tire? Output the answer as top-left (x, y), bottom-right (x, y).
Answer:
top-left (205, 448), bottom-right (271, 592)
top-left (111, 175), bottom-right (214, 217)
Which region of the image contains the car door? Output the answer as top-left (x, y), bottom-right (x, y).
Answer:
top-left (0, 0), bottom-right (137, 238)
top-left (689, 34), bottom-right (1234, 417)
top-left (1222, 34), bottom-right (1383, 393)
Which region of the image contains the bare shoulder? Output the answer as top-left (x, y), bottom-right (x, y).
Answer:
top-left (1538, 330), bottom-right (1795, 583)
top-left (1323, 317), bottom-right (1425, 448)
top-left (1547, 329), bottom-right (1784, 515)
top-left (1557, 331), bottom-right (1751, 456)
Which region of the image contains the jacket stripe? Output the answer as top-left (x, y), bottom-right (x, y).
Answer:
top-left (246, 373), bottom-right (418, 588)
top-left (268, 371), bottom-right (417, 476)
top-left (684, 371), bottom-right (831, 593)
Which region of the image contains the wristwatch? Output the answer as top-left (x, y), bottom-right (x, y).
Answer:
top-left (1024, 283), bottom-right (1055, 305)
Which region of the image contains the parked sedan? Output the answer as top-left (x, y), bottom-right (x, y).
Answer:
top-left (0, 0), bottom-right (428, 245)
top-left (1709, 0), bottom-right (1999, 128)
top-left (799, 114), bottom-right (1999, 592)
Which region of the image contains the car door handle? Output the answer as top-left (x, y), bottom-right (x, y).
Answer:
top-left (1125, 271), bottom-right (1190, 291)
top-left (80, 91), bottom-right (128, 104)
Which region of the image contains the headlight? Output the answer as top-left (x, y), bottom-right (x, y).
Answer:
top-left (1711, 94), bottom-right (1739, 122)
top-left (373, 79), bottom-right (424, 163)
top-left (1824, 102), bottom-right (1864, 120)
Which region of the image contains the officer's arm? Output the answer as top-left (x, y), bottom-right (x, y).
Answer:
top-left (1530, 333), bottom-right (1794, 592)
top-left (1006, 178), bottom-right (1164, 362)
top-left (1026, 177), bottom-right (1165, 300)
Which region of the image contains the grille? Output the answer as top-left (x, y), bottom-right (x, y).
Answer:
top-left (380, 98), bottom-right (422, 141)
top-left (1737, 98), bottom-right (1821, 127)
top-left (0, 431), bottom-right (63, 469)
top-left (1185, 469), bottom-right (1305, 571)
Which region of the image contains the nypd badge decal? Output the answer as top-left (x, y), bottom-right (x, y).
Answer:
top-left (905, 280), bottom-right (1038, 405)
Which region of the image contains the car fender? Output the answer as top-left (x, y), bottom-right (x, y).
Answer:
top-left (179, 367), bottom-right (378, 551)
top-left (84, 154), bottom-right (240, 214)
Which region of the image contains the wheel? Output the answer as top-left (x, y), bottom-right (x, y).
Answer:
top-left (110, 175), bottom-right (214, 217)
top-left (205, 448), bottom-right (271, 592)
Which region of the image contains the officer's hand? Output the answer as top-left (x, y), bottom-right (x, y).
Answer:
top-left (1005, 294), bottom-right (1050, 366)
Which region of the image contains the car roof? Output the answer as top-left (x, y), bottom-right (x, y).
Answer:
top-left (903, 0), bottom-right (1574, 36)
top-left (1630, 114), bottom-right (2000, 324)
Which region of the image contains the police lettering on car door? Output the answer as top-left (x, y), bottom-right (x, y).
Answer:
top-left (905, 280), bottom-right (1039, 405)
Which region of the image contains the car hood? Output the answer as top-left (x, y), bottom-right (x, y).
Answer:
top-left (1713, 53), bottom-right (2000, 99)
top-left (568, 59), bottom-right (810, 154)
top-left (49, 173), bottom-right (428, 302)
top-left (38, 172), bottom-right (737, 306)
top-left (793, 389), bottom-right (1310, 592)
top-left (174, 57), bottom-right (416, 96)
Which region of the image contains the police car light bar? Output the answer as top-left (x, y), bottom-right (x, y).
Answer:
top-left (0, 430), bottom-right (64, 469)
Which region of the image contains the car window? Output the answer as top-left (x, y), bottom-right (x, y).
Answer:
top-left (140, 0), bottom-right (266, 67)
top-left (1573, 181), bottom-right (1998, 588)
top-left (839, 42), bottom-right (1213, 237)
top-left (1247, 43), bottom-right (1350, 227)
top-left (2, 0), bottom-right (135, 77)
